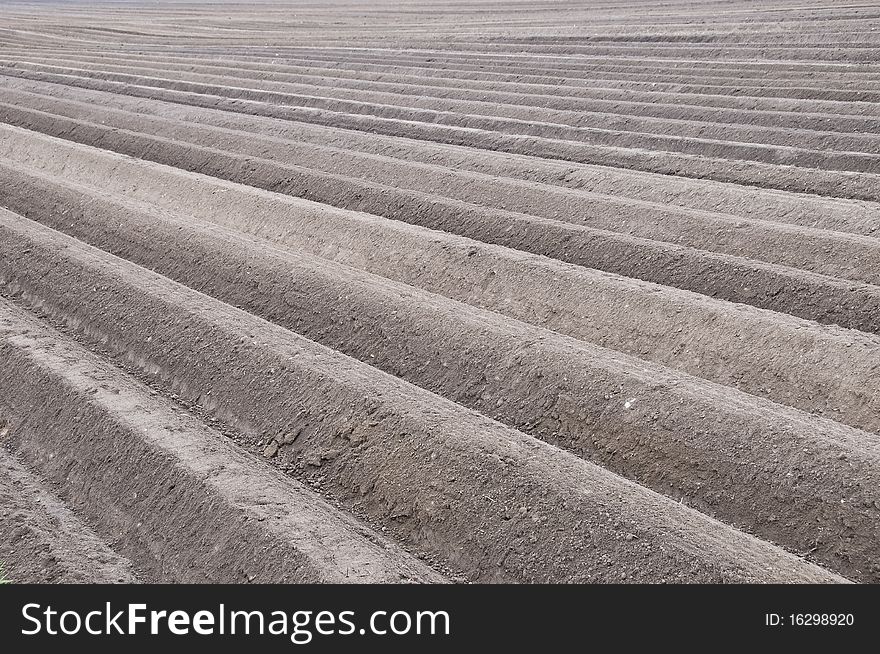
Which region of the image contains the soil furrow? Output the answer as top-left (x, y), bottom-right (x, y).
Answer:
top-left (3, 163), bottom-right (880, 581)
top-left (3, 110), bottom-right (878, 287)
top-left (4, 68), bottom-right (878, 200)
top-left (0, 446), bottom-right (138, 584)
top-left (4, 106), bottom-right (880, 335)
top-left (4, 61), bottom-right (879, 174)
top-left (0, 297), bottom-right (445, 584)
top-left (3, 130), bottom-right (880, 440)
top-left (4, 55), bottom-right (879, 154)
top-left (4, 78), bottom-right (876, 238)
top-left (0, 211), bottom-right (847, 584)
top-left (2, 0), bottom-right (876, 586)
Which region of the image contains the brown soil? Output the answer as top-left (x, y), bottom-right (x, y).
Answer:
top-left (0, 0), bottom-right (877, 584)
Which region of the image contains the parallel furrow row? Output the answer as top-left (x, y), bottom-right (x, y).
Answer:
top-left (1, 0), bottom-right (877, 585)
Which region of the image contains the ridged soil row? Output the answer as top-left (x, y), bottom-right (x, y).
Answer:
top-left (0, 299), bottom-right (440, 584)
top-left (4, 160), bottom-right (880, 581)
top-left (24, 48), bottom-right (879, 121)
top-left (4, 56), bottom-right (879, 156)
top-left (3, 61), bottom-right (878, 174)
top-left (362, 49), bottom-right (880, 79)
top-left (477, 38), bottom-right (880, 49)
top-left (197, 47), bottom-right (880, 94)
top-left (0, 211), bottom-right (847, 584)
top-left (358, 37), bottom-right (880, 56)
top-left (8, 50), bottom-right (880, 131)
top-left (411, 48), bottom-right (880, 67)
top-left (0, 105), bottom-right (876, 287)
top-left (3, 131), bottom-right (880, 439)
top-left (4, 105), bottom-right (880, 336)
top-left (303, 41), bottom-right (880, 64)
top-left (13, 47), bottom-right (880, 91)
top-left (127, 43), bottom-right (880, 82)
top-left (0, 445), bottom-right (138, 584)
top-left (2, 68), bottom-right (879, 200)
top-left (4, 78), bottom-right (878, 235)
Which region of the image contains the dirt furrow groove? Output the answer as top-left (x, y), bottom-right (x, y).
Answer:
top-left (0, 210), bottom-right (851, 584)
top-left (3, 160), bottom-right (880, 581)
top-left (2, 129), bottom-right (880, 440)
top-left (2, 110), bottom-right (878, 288)
top-left (12, 47), bottom-right (880, 89)
top-left (4, 107), bottom-right (880, 336)
top-left (1, 0), bottom-right (877, 585)
top-left (4, 56), bottom-right (879, 155)
top-left (15, 48), bottom-right (876, 120)
top-left (0, 445), bottom-right (138, 584)
top-left (4, 62), bottom-right (879, 175)
top-left (4, 78), bottom-right (876, 238)
top-left (3, 68), bottom-right (880, 201)
top-left (0, 297), bottom-right (442, 584)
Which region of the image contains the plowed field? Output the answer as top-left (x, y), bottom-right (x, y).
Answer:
top-left (1, 0), bottom-right (878, 584)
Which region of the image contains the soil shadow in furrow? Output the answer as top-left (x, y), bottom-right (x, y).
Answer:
top-left (0, 445), bottom-right (138, 584)
top-left (0, 212), bottom-right (848, 584)
top-left (0, 298), bottom-right (444, 584)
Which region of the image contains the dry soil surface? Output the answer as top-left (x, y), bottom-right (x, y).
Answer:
top-left (0, 0), bottom-right (878, 584)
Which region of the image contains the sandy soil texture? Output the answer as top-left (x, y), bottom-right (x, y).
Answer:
top-left (0, 0), bottom-right (877, 584)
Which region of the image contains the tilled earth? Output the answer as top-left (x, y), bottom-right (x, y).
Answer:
top-left (0, 0), bottom-right (878, 584)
